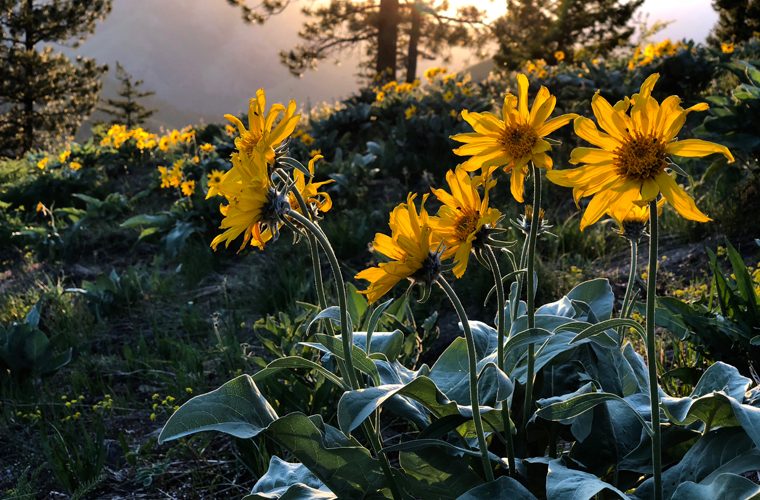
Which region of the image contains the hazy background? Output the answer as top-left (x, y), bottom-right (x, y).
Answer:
top-left (67, 0), bottom-right (718, 129)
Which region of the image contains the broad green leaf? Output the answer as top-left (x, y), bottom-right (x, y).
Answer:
top-left (246, 456), bottom-right (333, 499)
top-left (566, 278), bottom-right (614, 321)
top-left (546, 459), bottom-right (628, 499)
top-left (365, 298), bottom-right (394, 351)
top-left (345, 283), bottom-right (368, 328)
top-left (265, 413), bottom-right (390, 498)
top-left (456, 476), bottom-right (536, 500)
top-left (399, 446), bottom-right (483, 499)
top-left (306, 306), bottom-right (343, 334)
top-left (251, 356), bottom-right (346, 389)
top-left (158, 375), bottom-right (278, 442)
top-left (535, 390), bottom-right (652, 436)
top-left (381, 438), bottom-right (503, 464)
top-left (352, 330), bottom-right (403, 360)
top-left (564, 318), bottom-right (644, 346)
top-left (636, 428), bottom-right (760, 500)
top-left (692, 362), bottom-right (751, 400)
top-left (302, 334), bottom-right (380, 385)
top-left (502, 328), bottom-right (554, 359)
top-left (671, 473), bottom-right (760, 500)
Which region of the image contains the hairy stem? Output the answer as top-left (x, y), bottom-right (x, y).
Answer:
top-left (646, 200), bottom-right (663, 500)
top-left (523, 164), bottom-right (541, 433)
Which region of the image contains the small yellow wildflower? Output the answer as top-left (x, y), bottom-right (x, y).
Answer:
top-left (554, 50), bottom-right (565, 62)
top-left (181, 180), bottom-right (196, 196)
top-left (185, 387), bottom-right (193, 394)
top-left (192, 155), bottom-right (200, 164)
top-left (36, 202), bottom-right (45, 213)
top-left (375, 91), bottom-right (386, 103)
top-left (200, 143), bottom-right (215, 153)
top-left (207, 169), bottom-right (225, 198)
top-left (300, 133), bottom-right (315, 146)
top-left (58, 149), bottom-right (71, 163)
top-left (721, 42), bottom-right (734, 54)
top-left (405, 105), bottom-right (417, 120)
top-left (309, 149), bottom-right (322, 157)
top-left (424, 67), bottom-right (447, 81)
top-left (69, 161), bottom-right (82, 171)
top-left (225, 124), bottom-right (236, 136)
top-left (150, 413), bottom-right (157, 422)
top-left (442, 90), bottom-right (455, 102)
top-left (37, 157), bottom-right (48, 170)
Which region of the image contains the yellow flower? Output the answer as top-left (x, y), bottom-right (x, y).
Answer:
top-left (546, 74), bottom-right (734, 230)
top-left (225, 89), bottom-right (300, 164)
top-left (206, 169), bottom-right (225, 198)
top-left (375, 91), bottom-right (386, 103)
top-left (451, 73), bottom-right (577, 201)
top-left (37, 157), bottom-right (48, 170)
top-left (225, 124), bottom-right (236, 136)
top-left (424, 67), bottom-right (447, 81)
top-left (35, 202), bottom-right (45, 213)
top-left (157, 166), bottom-right (172, 189)
top-left (199, 143), bottom-right (215, 153)
top-left (211, 150), bottom-right (281, 251)
top-left (69, 161), bottom-right (82, 171)
top-left (405, 105), bottom-right (417, 120)
top-left (309, 149), bottom-right (322, 157)
top-left (721, 42), bottom-right (734, 54)
top-left (192, 155), bottom-right (200, 164)
top-left (58, 149), bottom-right (71, 163)
top-left (429, 166), bottom-right (501, 278)
top-left (300, 132), bottom-right (315, 146)
top-left (356, 194), bottom-right (440, 303)
top-left (443, 90), bottom-right (455, 102)
top-left (181, 180), bottom-right (196, 196)
top-left (609, 198), bottom-right (665, 240)
top-left (381, 80), bottom-right (398, 92)
top-left (169, 160), bottom-right (184, 188)
top-left (554, 50), bottom-right (565, 62)
top-left (289, 154), bottom-right (334, 215)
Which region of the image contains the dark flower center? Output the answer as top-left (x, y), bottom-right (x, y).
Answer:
top-left (615, 134), bottom-right (667, 180)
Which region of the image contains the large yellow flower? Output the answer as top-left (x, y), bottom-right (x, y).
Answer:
top-left (225, 89), bottom-right (300, 164)
top-left (429, 166), bottom-right (501, 278)
top-left (210, 149), bottom-right (281, 251)
top-left (289, 154), bottom-right (334, 215)
top-left (356, 194), bottom-right (440, 303)
top-left (546, 73), bottom-right (734, 230)
top-left (450, 73), bottom-right (577, 202)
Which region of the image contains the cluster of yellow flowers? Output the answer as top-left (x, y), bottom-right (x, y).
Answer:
top-left (157, 159), bottom-right (195, 196)
top-left (627, 39), bottom-right (685, 70)
top-left (523, 59), bottom-right (549, 79)
top-left (424, 67), bottom-right (448, 81)
top-left (149, 392), bottom-right (184, 422)
top-left (373, 78), bottom-right (421, 103)
top-left (100, 124), bottom-right (195, 152)
top-left (35, 146), bottom-right (82, 172)
top-left (293, 128), bottom-right (315, 146)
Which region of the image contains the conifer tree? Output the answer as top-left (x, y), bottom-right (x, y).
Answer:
top-left (228, 0), bottom-right (487, 82)
top-left (0, 0), bottom-right (111, 156)
top-left (707, 0), bottom-right (760, 46)
top-left (493, 0), bottom-right (643, 69)
top-left (100, 62), bottom-right (156, 128)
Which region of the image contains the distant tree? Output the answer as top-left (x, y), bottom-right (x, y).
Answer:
top-left (227, 0), bottom-right (488, 82)
top-left (0, 0), bottom-right (112, 156)
top-left (100, 62), bottom-right (156, 128)
top-left (493, 0), bottom-right (643, 70)
top-left (708, 0), bottom-right (760, 46)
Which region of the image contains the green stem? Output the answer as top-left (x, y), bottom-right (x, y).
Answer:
top-left (484, 245), bottom-right (516, 477)
top-left (618, 239), bottom-right (638, 344)
top-left (289, 209), bottom-right (402, 500)
top-left (437, 277), bottom-right (495, 482)
top-left (523, 164), bottom-right (541, 433)
top-left (510, 236), bottom-right (529, 324)
top-left (646, 200), bottom-right (663, 500)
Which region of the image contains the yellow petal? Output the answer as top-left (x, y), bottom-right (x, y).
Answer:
top-left (591, 92), bottom-right (631, 141)
top-left (573, 116), bottom-right (620, 150)
top-left (509, 165), bottom-right (527, 203)
top-left (655, 172), bottom-right (710, 222)
top-left (462, 110), bottom-right (503, 136)
top-left (666, 139), bottom-right (734, 163)
top-left (570, 147), bottom-right (615, 165)
top-left (516, 73), bottom-right (529, 121)
top-left (537, 113), bottom-right (577, 137)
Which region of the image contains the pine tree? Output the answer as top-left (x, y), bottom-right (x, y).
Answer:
top-left (493, 0), bottom-right (643, 70)
top-left (100, 62), bottom-right (156, 128)
top-left (229, 0), bottom-right (488, 82)
top-left (708, 0), bottom-right (760, 46)
top-left (0, 0), bottom-right (111, 156)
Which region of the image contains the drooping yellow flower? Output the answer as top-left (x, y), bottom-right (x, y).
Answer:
top-left (206, 169), bottom-right (225, 198)
top-left (610, 198), bottom-right (665, 240)
top-left (429, 167), bottom-right (501, 278)
top-left (69, 161), bottom-right (82, 171)
top-left (36, 157), bottom-right (48, 170)
top-left (225, 89), bottom-right (299, 164)
top-left (546, 74), bottom-right (734, 230)
top-left (356, 194), bottom-right (441, 303)
top-left (289, 154), bottom-right (333, 215)
top-left (451, 73), bottom-right (577, 202)
top-left (199, 143), bottom-right (215, 153)
top-left (721, 42), bottom-right (735, 54)
top-left (181, 180), bottom-right (196, 197)
top-left (211, 150), bottom-right (281, 251)
top-left (36, 202), bottom-right (45, 213)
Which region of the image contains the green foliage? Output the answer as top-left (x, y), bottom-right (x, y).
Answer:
top-left (40, 420), bottom-right (106, 496)
top-left (0, 301), bottom-right (72, 381)
top-left (708, 0), bottom-right (760, 46)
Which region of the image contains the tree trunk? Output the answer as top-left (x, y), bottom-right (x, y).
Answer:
top-left (405, 1), bottom-right (421, 83)
top-left (22, 0), bottom-right (35, 153)
top-left (376, 0), bottom-right (399, 81)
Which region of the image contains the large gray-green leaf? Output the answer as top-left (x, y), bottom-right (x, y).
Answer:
top-left (252, 356), bottom-right (346, 389)
top-left (300, 334), bottom-right (380, 385)
top-left (246, 456), bottom-right (334, 499)
top-left (159, 375), bottom-right (278, 442)
top-left (352, 330), bottom-right (403, 360)
top-left (266, 413), bottom-right (390, 498)
top-left (546, 459), bottom-right (628, 499)
top-left (399, 446), bottom-right (483, 499)
top-left (566, 279), bottom-right (614, 321)
top-left (456, 476), bottom-right (537, 499)
top-left (671, 473), bottom-right (760, 500)
top-left (661, 363), bottom-right (760, 447)
top-left (635, 428), bottom-right (760, 500)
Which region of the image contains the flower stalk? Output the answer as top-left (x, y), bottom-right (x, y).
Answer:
top-left (436, 276), bottom-right (495, 482)
top-left (646, 199), bottom-right (663, 500)
top-left (523, 163), bottom-right (541, 432)
top-left (619, 239), bottom-right (638, 344)
top-left (483, 245), bottom-right (517, 477)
